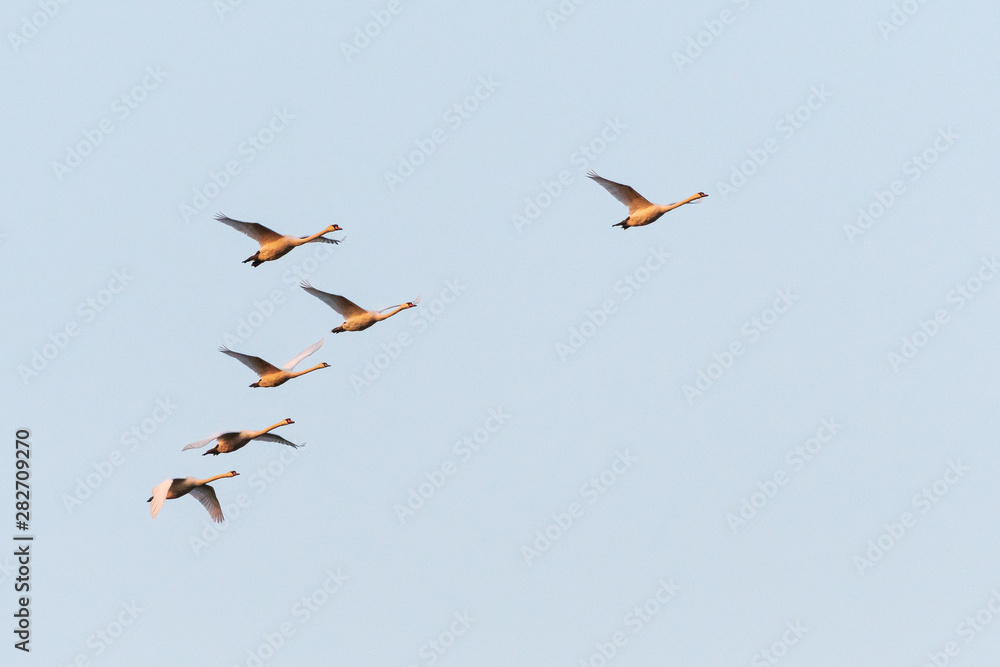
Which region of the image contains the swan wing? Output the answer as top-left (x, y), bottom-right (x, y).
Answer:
top-left (149, 478), bottom-right (173, 519)
top-left (282, 338), bottom-right (324, 370)
top-left (587, 172), bottom-right (654, 213)
top-left (219, 347), bottom-right (280, 376)
top-left (254, 433), bottom-right (302, 448)
top-left (189, 485), bottom-right (224, 523)
top-left (304, 235), bottom-right (343, 245)
top-left (300, 281), bottom-right (367, 317)
top-left (182, 433), bottom-right (224, 451)
top-left (215, 214), bottom-right (283, 245)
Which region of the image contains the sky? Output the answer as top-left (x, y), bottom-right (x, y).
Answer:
top-left (2, 0), bottom-right (1000, 665)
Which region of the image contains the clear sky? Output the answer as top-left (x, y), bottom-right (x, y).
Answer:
top-left (3, 0), bottom-right (1000, 665)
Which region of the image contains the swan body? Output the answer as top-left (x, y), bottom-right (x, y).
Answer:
top-left (183, 419), bottom-right (299, 456)
top-left (587, 171), bottom-right (707, 229)
top-left (148, 471), bottom-right (239, 523)
top-left (220, 338), bottom-right (329, 387)
top-left (299, 280), bottom-right (419, 333)
top-left (215, 213), bottom-right (343, 266)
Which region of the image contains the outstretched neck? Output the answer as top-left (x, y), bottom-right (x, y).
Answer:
top-left (199, 473), bottom-right (232, 485)
top-left (376, 306), bottom-right (408, 321)
top-left (290, 364), bottom-right (326, 378)
top-left (296, 230), bottom-right (331, 245)
top-left (256, 421), bottom-right (287, 436)
top-left (662, 194), bottom-right (702, 212)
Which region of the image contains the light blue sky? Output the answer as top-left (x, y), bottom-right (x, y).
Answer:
top-left (3, 0), bottom-right (1000, 665)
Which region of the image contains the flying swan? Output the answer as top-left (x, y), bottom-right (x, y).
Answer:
top-left (182, 419), bottom-right (299, 456)
top-left (148, 471), bottom-right (239, 523)
top-left (220, 338), bottom-right (329, 387)
top-left (299, 280), bottom-right (419, 333)
top-left (587, 171), bottom-right (707, 229)
top-left (215, 213), bottom-right (343, 266)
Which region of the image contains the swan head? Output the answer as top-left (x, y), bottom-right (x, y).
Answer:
top-left (227, 471), bottom-right (240, 477)
top-left (404, 295), bottom-right (422, 309)
top-left (283, 418), bottom-right (295, 425)
top-left (320, 363), bottom-right (331, 368)
top-left (695, 192), bottom-right (708, 199)
top-left (326, 224), bottom-right (343, 232)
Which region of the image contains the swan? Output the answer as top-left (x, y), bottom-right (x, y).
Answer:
top-left (148, 471), bottom-right (239, 523)
top-left (299, 280), bottom-right (419, 333)
top-left (182, 419), bottom-right (299, 456)
top-left (220, 338), bottom-right (329, 387)
top-left (215, 213), bottom-right (343, 266)
top-left (587, 171), bottom-right (707, 229)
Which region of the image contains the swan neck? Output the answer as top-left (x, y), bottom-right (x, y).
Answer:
top-left (261, 421), bottom-right (286, 434)
top-left (200, 473), bottom-right (231, 485)
top-left (291, 364), bottom-right (325, 377)
top-left (303, 230), bottom-right (328, 243)
top-left (377, 306), bottom-right (407, 320)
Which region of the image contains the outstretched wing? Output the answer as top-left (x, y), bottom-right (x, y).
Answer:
top-left (587, 172), bottom-right (654, 213)
top-left (149, 478), bottom-right (173, 519)
top-left (219, 346), bottom-right (280, 376)
top-left (189, 485), bottom-right (224, 523)
top-left (182, 433), bottom-right (224, 451)
top-left (300, 281), bottom-right (367, 317)
top-left (282, 338), bottom-right (324, 371)
top-left (303, 236), bottom-right (343, 245)
top-left (215, 214), bottom-right (283, 245)
top-left (253, 433), bottom-right (302, 448)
